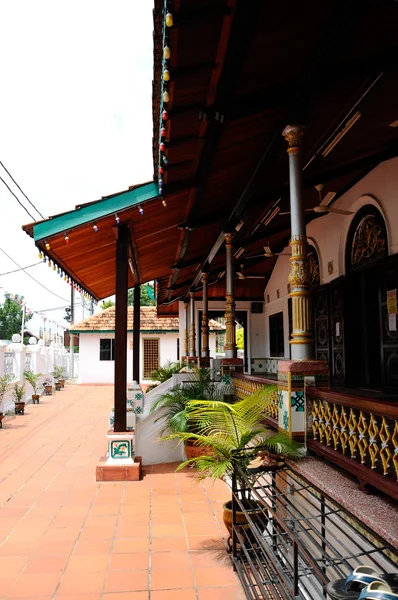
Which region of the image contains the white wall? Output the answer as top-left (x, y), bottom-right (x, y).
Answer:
top-left (263, 157), bottom-right (398, 357)
top-left (78, 332), bottom-right (180, 384)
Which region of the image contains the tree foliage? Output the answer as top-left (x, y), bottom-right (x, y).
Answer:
top-left (0, 294), bottom-right (32, 341)
top-left (236, 327), bottom-right (244, 350)
top-left (101, 299), bottom-right (115, 310)
top-left (128, 284), bottom-right (156, 307)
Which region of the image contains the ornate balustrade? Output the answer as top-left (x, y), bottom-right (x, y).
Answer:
top-left (231, 372), bottom-right (278, 423)
top-left (307, 387), bottom-right (398, 501)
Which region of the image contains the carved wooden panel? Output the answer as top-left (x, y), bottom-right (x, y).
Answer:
top-left (330, 277), bottom-right (346, 385)
top-left (313, 285), bottom-right (330, 364)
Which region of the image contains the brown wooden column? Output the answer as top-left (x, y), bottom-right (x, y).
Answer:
top-left (114, 224), bottom-right (129, 432)
top-left (133, 283), bottom-right (140, 383)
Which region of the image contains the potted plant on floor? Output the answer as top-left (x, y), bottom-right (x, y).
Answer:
top-left (0, 373), bottom-right (14, 428)
top-left (163, 387), bottom-right (301, 543)
top-left (51, 366), bottom-right (65, 391)
top-left (150, 368), bottom-right (232, 459)
top-left (57, 366), bottom-right (67, 389)
top-left (43, 377), bottom-right (53, 395)
top-left (24, 370), bottom-right (43, 404)
top-left (12, 382), bottom-right (26, 415)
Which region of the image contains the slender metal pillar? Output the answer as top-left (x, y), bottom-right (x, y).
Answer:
top-left (133, 284), bottom-right (140, 383)
top-left (189, 291), bottom-right (196, 356)
top-left (282, 125), bottom-right (313, 360)
top-left (224, 232), bottom-right (237, 358)
top-left (201, 272), bottom-right (209, 358)
top-left (183, 301), bottom-right (189, 356)
top-left (114, 224), bottom-right (129, 432)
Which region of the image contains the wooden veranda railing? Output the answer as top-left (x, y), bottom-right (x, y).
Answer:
top-left (307, 387), bottom-right (398, 501)
top-left (231, 372), bottom-right (278, 428)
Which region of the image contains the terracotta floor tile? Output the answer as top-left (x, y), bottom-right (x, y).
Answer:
top-left (53, 595), bottom-right (101, 600)
top-left (0, 576), bottom-right (15, 597)
top-left (78, 526), bottom-right (115, 540)
top-left (112, 538), bottom-right (149, 553)
top-left (190, 550), bottom-right (231, 568)
top-left (115, 524), bottom-right (150, 538)
top-left (152, 524), bottom-right (186, 537)
top-left (0, 542), bottom-right (37, 557)
top-left (151, 568), bottom-right (194, 590)
top-left (73, 539), bottom-right (113, 555)
top-left (151, 513), bottom-right (183, 525)
top-left (0, 556), bottom-right (27, 576)
top-left (66, 553), bottom-right (109, 572)
top-left (151, 590), bottom-right (197, 600)
top-left (118, 513), bottom-right (150, 526)
top-left (185, 522), bottom-right (221, 536)
top-left (151, 537), bottom-right (188, 552)
top-left (151, 551), bottom-right (191, 570)
top-left (102, 593), bottom-right (148, 600)
top-left (187, 535), bottom-right (221, 551)
top-left (194, 566), bottom-right (241, 587)
top-left (104, 570), bottom-right (149, 593)
top-left (56, 571), bottom-right (105, 595)
top-left (24, 555), bottom-right (69, 574)
top-left (109, 552), bottom-right (149, 571)
top-left (198, 586), bottom-right (246, 599)
top-left (34, 540), bottom-right (76, 556)
top-left (8, 573), bottom-right (60, 598)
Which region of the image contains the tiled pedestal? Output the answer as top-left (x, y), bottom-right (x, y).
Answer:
top-left (221, 358), bottom-right (244, 384)
top-left (278, 360), bottom-right (329, 438)
top-left (96, 431), bottom-right (142, 481)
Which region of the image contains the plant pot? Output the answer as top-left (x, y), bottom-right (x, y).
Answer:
top-left (58, 379), bottom-right (65, 388)
top-left (184, 439), bottom-right (213, 461)
top-left (14, 402), bottom-right (25, 415)
top-left (0, 413), bottom-right (3, 428)
top-left (223, 498), bottom-right (267, 548)
top-left (44, 385), bottom-right (53, 396)
top-left (32, 394), bottom-right (40, 404)
top-left (55, 382), bottom-right (61, 391)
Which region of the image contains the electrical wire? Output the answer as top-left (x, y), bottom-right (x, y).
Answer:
top-left (0, 175), bottom-right (37, 221)
top-left (0, 160), bottom-right (45, 220)
top-left (0, 247), bottom-right (69, 302)
top-left (0, 262), bottom-right (41, 276)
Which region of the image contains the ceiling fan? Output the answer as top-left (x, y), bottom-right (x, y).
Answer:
top-left (280, 184), bottom-right (353, 216)
top-left (235, 264), bottom-right (264, 279)
top-left (245, 245), bottom-right (290, 260)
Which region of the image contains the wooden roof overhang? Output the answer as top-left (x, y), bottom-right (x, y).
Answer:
top-left (23, 0), bottom-right (398, 314)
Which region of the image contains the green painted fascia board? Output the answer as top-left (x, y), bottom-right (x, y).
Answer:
top-left (69, 329), bottom-right (180, 334)
top-left (33, 182), bottom-right (158, 242)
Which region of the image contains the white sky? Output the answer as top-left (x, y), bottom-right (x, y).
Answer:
top-left (0, 0), bottom-right (154, 336)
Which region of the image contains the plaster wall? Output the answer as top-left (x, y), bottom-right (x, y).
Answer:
top-left (263, 157), bottom-right (398, 357)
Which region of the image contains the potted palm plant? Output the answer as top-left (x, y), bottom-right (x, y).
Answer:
top-left (163, 387), bottom-right (300, 541)
top-left (150, 368), bottom-right (232, 459)
top-left (43, 377), bottom-right (53, 395)
top-left (0, 373), bottom-right (14, 428)
top-left (24, 370), bottom-right (43, 404)
top-left (51, 366), bottom-right (65, 391)
top-left (57, 366), bottom-right (67, 389)
top-left (12, 382), bottom-right (26, 415)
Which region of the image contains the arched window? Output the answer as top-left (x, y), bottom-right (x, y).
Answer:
top-left (345, 205), bottom-right (387, 272)
top-left (307, 244), bottom-right (320, 287)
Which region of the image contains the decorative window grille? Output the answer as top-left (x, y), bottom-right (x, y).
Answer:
top-left (25, 353), bottom-right (31, 370)
top-left (143, 338), bottom-right (160, 379)
top-left (4, 352), bottom-right (14, 375)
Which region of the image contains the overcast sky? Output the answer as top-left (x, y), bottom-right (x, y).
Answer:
top-left (0, 0), bottom-right (154, 336)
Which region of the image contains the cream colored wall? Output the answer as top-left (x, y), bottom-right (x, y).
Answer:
top-left (263, 156), bottom-right (398, 357)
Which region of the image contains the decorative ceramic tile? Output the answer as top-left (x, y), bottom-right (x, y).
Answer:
top-left (222, 374), bottom-right (231, 385)
top-left (278, 389), bottom-right (283, 409)
top-left (291, 391), bottom-right (305, 412)
top-left (110, 440), bottom-right (131, 459)
top-left (283, 410), bottom-right (289, 431)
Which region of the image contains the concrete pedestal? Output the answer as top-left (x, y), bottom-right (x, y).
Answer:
top-left (96, 431), bottom-right (141, 481)
top-left (278, 360), bottom-right (329, 438)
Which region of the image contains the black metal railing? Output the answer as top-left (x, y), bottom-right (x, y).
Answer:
top-left (231, 464), bottom-right (397, 599)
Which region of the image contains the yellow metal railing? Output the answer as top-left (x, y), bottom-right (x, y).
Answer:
top-left (231, 374), bottom-right (278, 420)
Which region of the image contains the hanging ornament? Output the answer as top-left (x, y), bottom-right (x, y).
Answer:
top-left (161, 127), bottom-right (166, 137)
top-left (45, 241), bottom-right (51, 251)
top-left (162, 155), bottom-right (168, 165)
top-left (163, 69), bottom-right (170, 82)
top-left (38, 251), bottom-right (43, 259)
top-left (162, 110), bottom-right (168, 121)
top-left (53, 264), bottom-right (56, 271)
top-left (163, 91), bottom-right (170, 103)
top-left (48, 261), bottom-right (51, 268)
top-left (159, 167), bottom-right (164, 174)
top-left (162, 199), bottom-right (167, 208)
top-left (159, 186), bottom-right (163, 195)
top-left (163, 45), bottom-right (171, 59)
top-left (115, 214), bottom-right (120, 224)
top-left (160, 142), bottom-right (165, 152)
top-left (165, 12), bottom-right (173, 27)
top-left (64, 233), bottom-right (69, 244)
top-left (139, 206), bottom-right (144, 216)
top-left (93, 224), bottom-right (98, 232)
top-left (158, 178), bottom-right (163, 186)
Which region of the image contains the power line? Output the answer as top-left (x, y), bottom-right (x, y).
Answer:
top-left (0, 262), bottom-right (41, 276)
top-left (0, 247), bottom-right (69, 302)
top-left (0, 175), bottom-right (37, 221)
top-left (0, 160), bottom-right (45, 220)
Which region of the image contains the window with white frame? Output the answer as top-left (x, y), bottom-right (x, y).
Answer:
top-left (99, 339), bottom-right (115, 361)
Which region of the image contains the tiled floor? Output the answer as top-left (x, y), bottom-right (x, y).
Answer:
top-left (0, 385), bottom-right (244, 599)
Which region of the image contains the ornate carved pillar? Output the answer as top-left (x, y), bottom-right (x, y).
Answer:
top-left (201, 272), bottom-right (209, 358)
top-left (282, 124), bottom-right (313, 360)
top-left (189, 292), bottom-right (196, 356)
top-left (224, 232), bottom-right (237, 359)
top-left (183, 301), bottom-right (189, 357)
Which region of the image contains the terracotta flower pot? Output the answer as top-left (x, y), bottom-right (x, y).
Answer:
top-left (0, 413), bottom-right (3, 429)
top-left (32, 394), bottom-right (40, 404)
top-left (223, 498), bottom-right (267, 548)
top-left (14, 402), bottom-right (25, 415)
top-left (44, 385), bottom-right (53, 396)
top-left (58, 379), bottom-right (65, 388)
top-left (55, 382), bottom-right (61, 391)
top-left (184, 439), bottom-right (213, 460)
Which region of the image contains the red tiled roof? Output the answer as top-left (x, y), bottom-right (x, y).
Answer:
top-left (69, 306), bottom-right (225, 333)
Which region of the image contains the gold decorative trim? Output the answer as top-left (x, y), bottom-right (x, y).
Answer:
top-left (351, 215), bottom-right (386, 267)
top-left (282, 125), bottom-right (304, 152)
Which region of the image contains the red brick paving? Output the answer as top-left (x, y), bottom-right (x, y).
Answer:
top-left (0, 385), bottom-right (245, 599)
